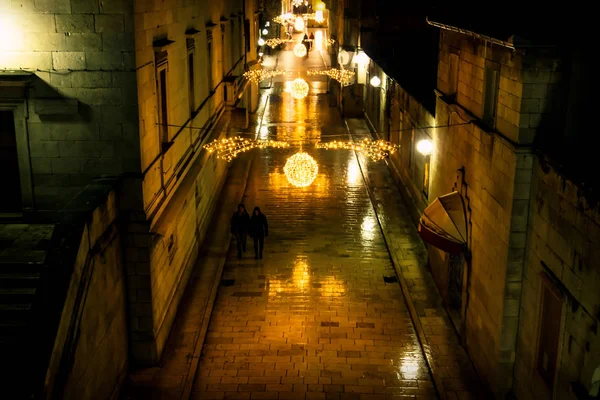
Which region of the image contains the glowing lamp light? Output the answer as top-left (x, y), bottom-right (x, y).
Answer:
top-left (354, 51), bottom-right (369, 66)
top-left (284, 152), bottom-right (319, 187)
top-left (316, 1), bottom-right (326, 10)
top-left (337, 50), bottom-right (350, 65)
top-left (293, 43), bottom-right (307, 58)
top-left (294, 17), bottom-right (305, 31)
top-left (262, 28), bottom-right (268, 35)
top-left (370, 76), bottom-right (381, 87)
top-left (290, 78), bottom-right (309, 100)
top-left (416, 139), bottom-right (434, 155)
top-left (258, 38), bottom-right (265, 46)
top-left (265, 22), bottom-right (270, 27)
top-left (258, 52), bottom-right (264, 57)
top-left (315, 10), bottom-right (324, 23)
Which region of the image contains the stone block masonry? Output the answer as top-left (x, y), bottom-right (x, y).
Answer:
top-left (1, 1), bottom-right (139, 210)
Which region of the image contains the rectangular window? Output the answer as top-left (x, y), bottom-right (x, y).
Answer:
top-left (244, 19), bottom-right (250, 52)
top-left (483, 61), bottom-right (500, 127)
top-left (207, 39), bottom-right (213, 93)
top-left (536, 276), bottom-right (563, 391)
top-left (408, 129), bottom-right (414, 171)
top-left (448, 52), bottom-right (459, 97)
top-left (221, 24), bottom-right (226, 77)
top-left (187, 38), bottom-right (195, 116)
top-left (188, 52), bottom-right (195, 115)
top-left (0, 110), bottom-right (22, 213)
top-left (155, 51), bottom-right (169, 146)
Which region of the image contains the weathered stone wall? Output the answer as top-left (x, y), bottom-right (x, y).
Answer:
top-left (130, 0), bottom-right (259, 364)
top-left (0, 0), bottom-right (139, 210)
top-left (44, 189), bottom-right (128, 400)
top-left (514, 160), bottom-right (600, 400)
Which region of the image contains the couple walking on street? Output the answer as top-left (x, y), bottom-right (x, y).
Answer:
top-left (230, 204), bottom-right (268, 260)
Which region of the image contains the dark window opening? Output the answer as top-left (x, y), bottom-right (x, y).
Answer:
top-left (188, 52), bottom-right (195, 115)
top-left (158, 68), bottom-right (168, 144)
top-left (483, 62), bottom-right (499, 127)
top-left (536, 278), bottom-right (563, 391)
top-left (448, 52), bottom-right (459, 97)
top-left (0, 110), bottom-right (22, 213)
top-left (207, 40), bottom-right (213, 93)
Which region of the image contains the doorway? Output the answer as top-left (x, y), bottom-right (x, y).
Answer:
top-left (0, 110), bottom-right (23, 214)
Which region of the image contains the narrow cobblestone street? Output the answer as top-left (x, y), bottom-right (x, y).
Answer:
top-left (191, 38), bottom-right (438, 400)
top-left (125, 33), bottom-right (484, 400)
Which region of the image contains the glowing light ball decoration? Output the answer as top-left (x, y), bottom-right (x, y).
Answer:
top-left (290, 78), bottom-right (309, 100)
top-left (294, 17), bottom-right (304, 31)
top-left (293, 43), bottom-right (307, 58)
top-left (284, 152), bottom-right (319, 187)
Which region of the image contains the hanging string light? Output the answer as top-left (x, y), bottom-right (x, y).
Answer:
top-left (284, 152), bottom-right (319, 187)
top-left (292, 0), bottom-right (303, 6)
top-left (307, 68), bottom-right (355, 86)
top-left (290, 78), bottom-right (309, 100)
top-left (204, 137), bottom-right (289, 162)
top-left (265, 38), bottom-right (294, 48)
top-left (293, 43), bottom-right (307, 58)
top-left (243, 69), bottom-right (290, 84)
top-left (315, 139), bottom-right (399, 161)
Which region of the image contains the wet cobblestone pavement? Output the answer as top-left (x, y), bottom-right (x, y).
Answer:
top-left (192, 38), bottom-right (439, 400)
top-left (125, 31), bottom-right (485, 400)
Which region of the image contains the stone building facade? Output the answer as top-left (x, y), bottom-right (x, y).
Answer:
top-left (0, 0), bottom-right (261, 383)
top-left (359, 16), bottom-right (600, 400)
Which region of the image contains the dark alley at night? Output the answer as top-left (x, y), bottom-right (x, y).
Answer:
top-left (0, 2), bottom-right (597, 400)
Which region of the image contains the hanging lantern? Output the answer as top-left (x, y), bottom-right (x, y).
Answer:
top-left (293, 43), bottom-right (307, 58)
top-left (294, 17), bottom-right (304, 31)
top-left (290, 78), bottom-right (309, 100)
top-left (416, 139), bottom-right (433, 155)
top-left (284, 152), bottom-right (319, 187)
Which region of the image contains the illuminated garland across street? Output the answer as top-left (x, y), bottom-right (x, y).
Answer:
top-left (315, 139), bottom-right (399, 161)
top-left (273, 13), bottom-right (332, 24)
top-left (265, 38), bottom-right (295, 48)
top-left (204, 137), bottom-right (289, 162)
top-left (307, 68), bottom-right (355, 86)
top-left (243, 69), bottom-right (290, 83)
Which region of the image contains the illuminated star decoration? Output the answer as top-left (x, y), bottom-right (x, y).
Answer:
top-left (243, 69), bottom-right (290, 84)
top-left (315, 139), bottom-right (399, 161)
top-left (284, 152), bottom-right (319, 187)
top-left (204, 137), bottom-right (289, 162)
top-left (265, 38), bottom-right (294, 48)
top-left (307, 68), bottom-right (355, 86)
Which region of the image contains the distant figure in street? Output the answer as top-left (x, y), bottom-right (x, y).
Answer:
top-left (249, 207), bottom-right (268, 260)
top-left (230, 203), bottom-right (250, 259)
top-left (303, 33), bottom-right (309, 53)
top-left (309, 32), bottom-right (315, 51)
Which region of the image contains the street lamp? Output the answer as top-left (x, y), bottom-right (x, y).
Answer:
top-left (258, 38), bottom-right (265, 46)
top-left (262, 28), bottom-right (268, 35)
top-left (370, 76), bottom-right (381, 87)
top-left (416, 139), bottom-right (433, 155)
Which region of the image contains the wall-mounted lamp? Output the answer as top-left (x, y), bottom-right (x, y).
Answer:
top-left (262, 29), bottom-right (268, 35)
top-left (265, 22), bottom-right (270, 27)
top-left (370, 76), bottom-right (381, 87)
top-left (295, 17), bottom-right (304, 31)
top-left (354, 50), bottom-right (369, 67)
top-left (258, 52), bottom-right (264, 57)
top-left (416, 139), bottom-right (433, 155)
top-left (258, 38), bottom-right (265, 46)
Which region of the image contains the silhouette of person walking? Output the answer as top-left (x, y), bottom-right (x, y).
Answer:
top-left (249, 207), bottom-right (268, 260)
top-left (230, 203), bottom-right (250, 259)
